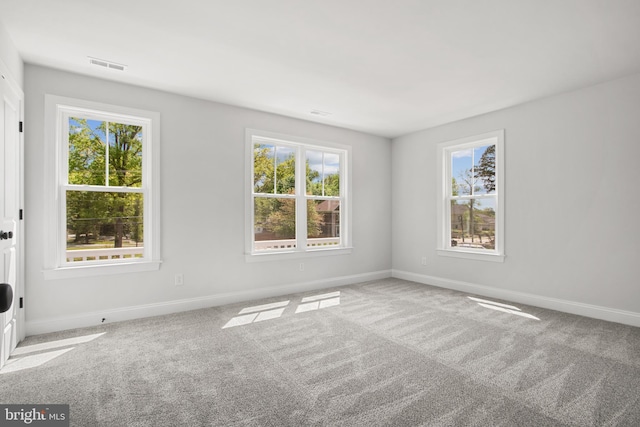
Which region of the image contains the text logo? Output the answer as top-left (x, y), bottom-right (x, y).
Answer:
top-left (0, 405), bottom-right (69, 426)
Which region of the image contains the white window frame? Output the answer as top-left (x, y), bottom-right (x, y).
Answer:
top-left (245, 129), bottom-right (352, 262)
top-left (43, 95), bottom-right (161, 279)
top-left (436, 129), bottom-right (505, 262)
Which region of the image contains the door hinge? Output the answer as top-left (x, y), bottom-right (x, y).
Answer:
top-left (19, 297), bottom-right (23, 309)
top-left (19, 121), bottom-right (23, 133)
top-left (19, 209), bottom-right (23, 220)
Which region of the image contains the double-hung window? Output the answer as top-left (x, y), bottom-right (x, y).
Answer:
top-left (246, 129), bottom-right (351, 259)
top-left (437, 130), bottom-right (504, 262)
top-left (44, 96), bottom-right (161, 278)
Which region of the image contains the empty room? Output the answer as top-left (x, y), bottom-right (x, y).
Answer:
top-left (0, 1), bottom-right (639, 426)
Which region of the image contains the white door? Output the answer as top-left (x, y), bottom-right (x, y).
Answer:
top-left (0, 68), bottom-right (23, 370)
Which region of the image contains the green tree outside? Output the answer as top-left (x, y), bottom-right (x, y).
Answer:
top-left (67, 118), bottom-right (144, 251)
top-left (253, 144), bottom-right (337, 243)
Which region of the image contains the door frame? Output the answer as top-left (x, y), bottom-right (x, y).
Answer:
top-left (0, 58), bottom-right (25, 353)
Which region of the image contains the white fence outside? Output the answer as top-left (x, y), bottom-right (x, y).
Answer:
top-left (66, 247), bottom-right (144, 262)
top-left (255, 237), bottom-right (340, 251)
top-left (67, 237), bottom-right (340, 260)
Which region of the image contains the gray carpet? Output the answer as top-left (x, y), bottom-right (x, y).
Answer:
top-left (1, 278), bottom-right (639, 426)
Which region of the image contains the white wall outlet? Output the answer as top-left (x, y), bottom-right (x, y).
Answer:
top-left (421, 257), bottom-right (427, 266)
top-left (299, 263), bottom-right (304, 271)
top-left (175, 274), bottom-right (184, 286)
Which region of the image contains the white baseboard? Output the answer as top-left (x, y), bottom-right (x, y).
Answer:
top-left (25, 270), bottom-right (392, 336)
top-left (392, 269), bottom-right (640, 328)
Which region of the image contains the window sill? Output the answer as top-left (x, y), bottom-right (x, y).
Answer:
top-left (245, 247), bottom-right (353, 263)
top-left (437, 249), bottom-right (504, 263)
top-left (43, 260), bottom-right (162, 280)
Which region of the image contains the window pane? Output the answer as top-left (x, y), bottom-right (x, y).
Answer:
top-left (450, 198), bottom-right (495, 250)
top-left (68, 118), bottom-right (143, 188)
top-left (254, 144), bottom-right (295, 194)
top-left (254, 197), bottom-right (296, 251)
top-left (451, 148), bottom-right (473, 195)
top-left (108, 123), bottom-right (143, 188)
top-left (323, 153), bottom-right (340, 196)
top-left (68, 118), bottom-right (106, 185)
top-left (275, 146), bottom-right (296, 194)
top-left (254, 144), bottom-right (275, 193)
top-left (306, 150), bottom-right (323, 196)
top-left (474, 144), bottom-right (495, 194)
top-left (306, 151), bottom-right (340, 197)
top-left (308, 200), bottom-right (340, 248)
top-left (66, 191), bottom-right (144, 262)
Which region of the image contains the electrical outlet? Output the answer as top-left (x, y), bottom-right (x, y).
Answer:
top-left (299, 263), bottom-right (304, 271)
top-left (175, 274), bottom-right (184, 286)
top-left (421, 257), bottom-right (427, 266)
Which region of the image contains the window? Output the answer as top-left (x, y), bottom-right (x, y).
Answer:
top-left (246, 129), bottom-right (351, 259)
top-left (437, 130), bottom-right (504, 262)
top-left (44, 96), bottom-right (161, 278)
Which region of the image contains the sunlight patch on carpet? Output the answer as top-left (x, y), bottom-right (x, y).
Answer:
top-left (223, 292), bottom-right (342, 328)
top-left (1, 332), bottom-right (106, 374)
top-left (238, 300), bottom-right (290, 315)
top-left (467, 296), bottom-right (540, 320)
top-left (11, 332), bottom-right (106, 356)
top-left (1, 348), bottom-right (74, 374)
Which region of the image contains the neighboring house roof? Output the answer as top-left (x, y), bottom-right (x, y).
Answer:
top-left (316, 200), bottom-right (340, 212)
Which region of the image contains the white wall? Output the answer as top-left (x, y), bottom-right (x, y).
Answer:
top-left (0, 20), bottom-right (22, 88)
top-left (392, 73), bottom-right (640, 324)
top-left (25, 65), bottom-right (392, 333)
top-left (24, 63), bottom-right (640, 332)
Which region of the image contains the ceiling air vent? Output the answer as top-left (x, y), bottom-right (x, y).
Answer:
top-left (310, 110), bottom-right (331, 117)
top-left (89, 57), bottom-right (127, 71)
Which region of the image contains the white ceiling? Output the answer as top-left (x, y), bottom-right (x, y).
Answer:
top-left (1, 0), bottom-right (640, 138)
